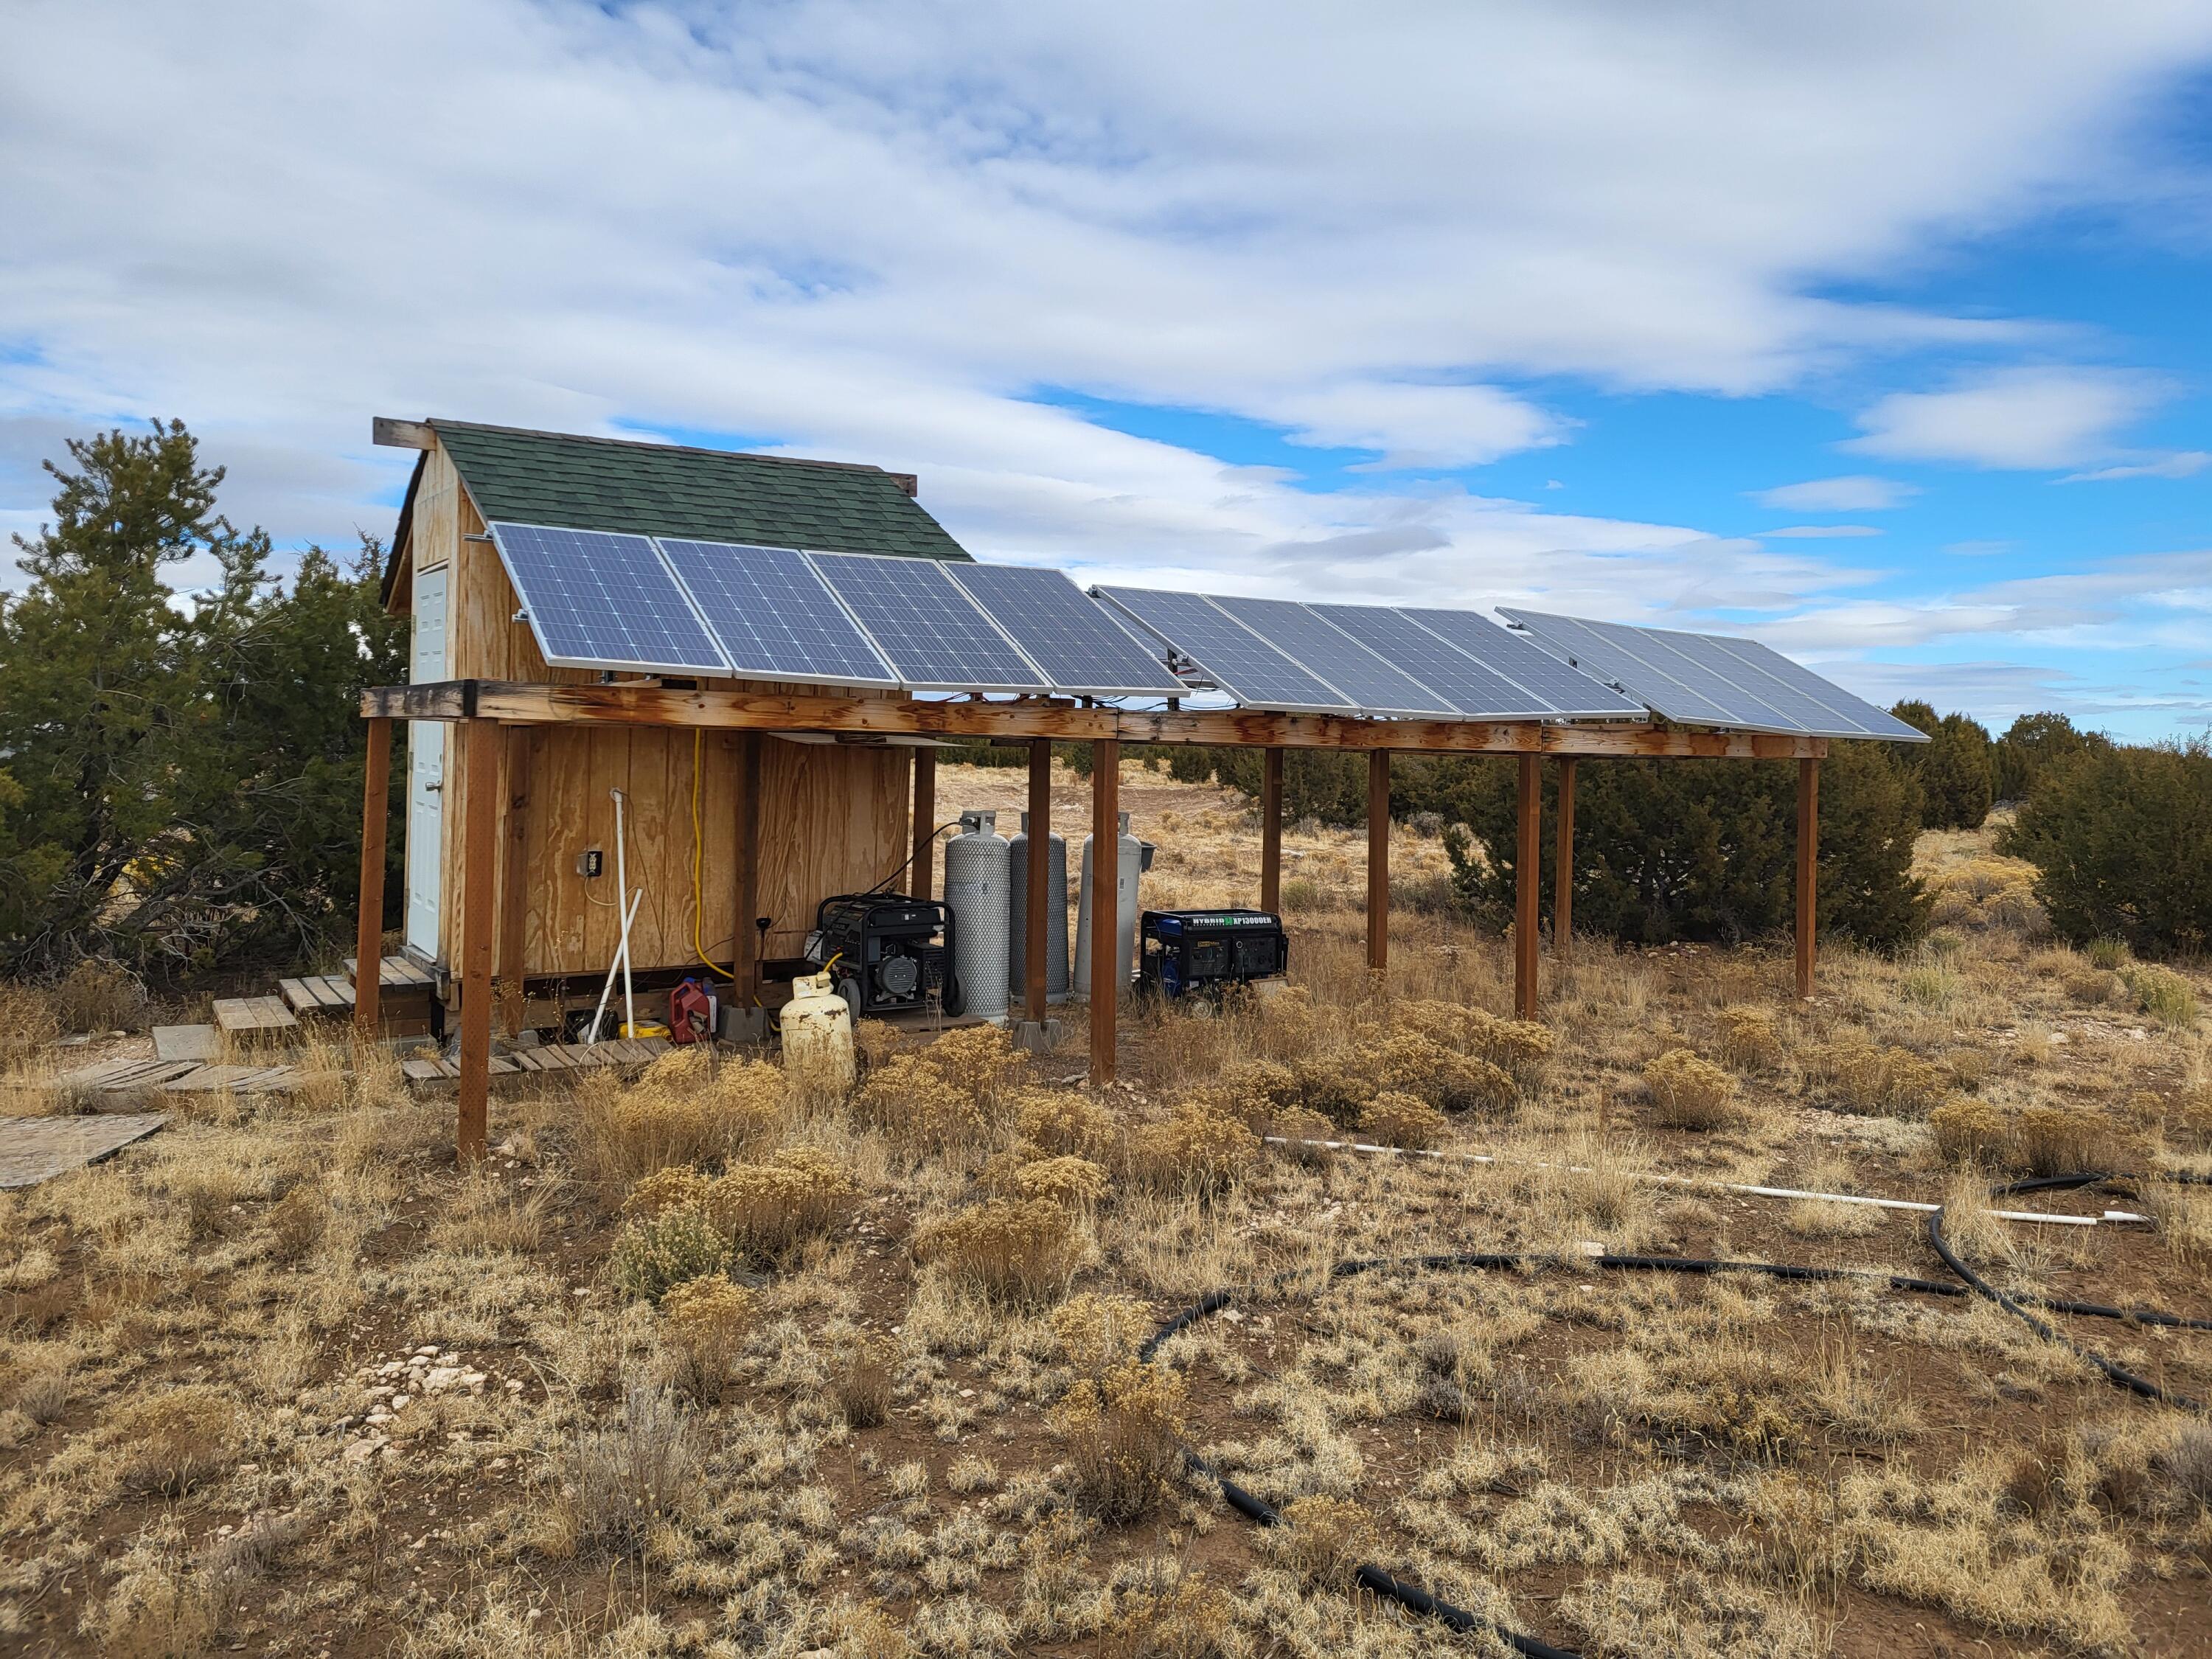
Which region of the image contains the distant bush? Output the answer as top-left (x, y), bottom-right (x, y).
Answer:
top-left (2000, 739), bottom-right (2212, 958)
top-left (1891, 702), bottom-right (1994, 830)
top-left (1993, 712), bottom-right (2110, 803)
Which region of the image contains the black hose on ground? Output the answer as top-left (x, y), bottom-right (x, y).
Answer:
top-left (1141, 1179), bottom-right (2208, 1651)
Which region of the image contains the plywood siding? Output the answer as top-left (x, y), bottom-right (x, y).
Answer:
top-left (422, 437), bottom-right (911, 979)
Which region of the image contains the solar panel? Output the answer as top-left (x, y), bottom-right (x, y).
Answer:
top-left (1307, 604), bottom-right (1554, 718)
top-left (488, 521), bottom-right (729, 675)
top-left (1400, 608), bottom-right (1647, 718)
top-left (945, 564), bottom-right (1185, 697)
top-left (1208, 595), bottom-right (1459, 716)
top-left (808, 552), bottom-right (1049, 692)
top-left (1093, 588), bottom-right (1354, 712)
top-left (1500, 610), bottom-right (1927, 740)
top-left (655, 538), bottom-right (897, 688)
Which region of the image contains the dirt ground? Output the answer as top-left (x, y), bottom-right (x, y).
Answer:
top-left (1, 760), bottom-right (2208, 1658)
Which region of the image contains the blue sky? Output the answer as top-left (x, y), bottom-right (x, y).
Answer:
top-left (3, 1), bottom-right (2211, 739)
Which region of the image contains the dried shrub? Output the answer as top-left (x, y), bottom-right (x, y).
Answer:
top-left (1267, 1495), bottom-right (1374, 1587)
top-left (262, 1184), bottom-right (329, 1264)
top-left (608, 1206), bottom-right (733, 1304)
top-left (1714, 1005), bottom-right (1782, 1072)
top-left (577, 1050), bottom-right (787, 1186)
top-left (1213, 1059), bottom-right (1301, 1127)
top-left (1015, 1088), bottom-right (1117, 1158)
top-left (622, 1166), bottom-right (711, 1220)
top-left (1057, 1360), bottom-right (1186, 1522)
top-left (1124, 1105), bottom-right (1259, 1196)
top-left (1357, 1091), bottom-right (1448, 1150)
top-left (853, 1018), bottom-right (902, 1072)
top-left (1288, 1053), bottom-right (1368, 1127)
top-left (830, 1340), bottom-right (896, 1428)
top-left (2124, 964), bottom-right (2200, 1029)
top-left (914, 1197), bottom-right (1083, 1304)
top-left (1475, 1018), bottom-right (1557, 1090)
top-left (706, 1147), bottom-right (858, 1264)
top-left (558, 1385), bottom-right (700, 1554)
top-left (1644, 1049), bottom-right (1739, 1130)
top-left (924, 1025), bottom-right (1023, 1109)
top-left (855, 1054), bottom-right (987, 1152)
top-left (0, 983), bottom-right (60, 1071)
top-left (114, 1385), bottom-right (236, 1495)
top-left (2153, 1423), bottom-right (2212, 1513)
top-left (1051, 1293), bottom-right (1155, 1377)
top-left (51, 959), bottom-right (149, 1034)
top-left (1365, 1032), bottom-right (1514, 1115)
top-left (1013, 1155), bottom-right (1110, 1208)
top-left (2063, 968), bottom-right (2125, 1007)
top-left (1269, 1105), bottom-right (1338, 1161)
top-left (658, 1276), bottom-right (754, 1402)
top-left (2087, 936), bottom-right (2129, 971)
top-left (1800, 1030), bottom-right (1947, 1116)
top-left (1103, 1566), bottom-right (1245, 1659)
top-left (433, 1172), bottom-right (552, 1256)
top-left (2008, 1105), bottom-right (2132, 1178)
top-left (1928, 1098), bottom-right (2006, 1166)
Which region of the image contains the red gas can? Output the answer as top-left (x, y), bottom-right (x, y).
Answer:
top-left (669, 978), bottom-right (715, 1044)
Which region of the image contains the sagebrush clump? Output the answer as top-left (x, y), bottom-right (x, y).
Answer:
top-left (914, 1197), bottom-right (1084, 1304)
top-left (1644, 1049), bottom-right (1739, 1130)
top-left (1124, 1104), bottom-right (1259, 1195)
top-left (1057, 1360), bottom-right (1186, 1521)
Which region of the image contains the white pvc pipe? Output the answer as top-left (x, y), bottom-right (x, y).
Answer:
top-left (1260, 1135), bottom-right (2145, 1228)
top-left (611, 788), bottom-right (635, 1038)
top-left (585, 889), bottom-right (644, 1046)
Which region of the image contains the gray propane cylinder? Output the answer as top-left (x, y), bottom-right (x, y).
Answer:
top-left (1074, 811), bottom-right (1144, 996)
top-left (944, 810), bottom-right (1010, 1022)
top-left (1007, 810), bottom-right (1070, 1006)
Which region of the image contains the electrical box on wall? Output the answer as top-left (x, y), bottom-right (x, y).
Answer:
top-left (576, 849), bottom-right (604, 879)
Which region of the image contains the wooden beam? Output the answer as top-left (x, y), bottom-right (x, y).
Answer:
top-left (497, 726), bottom-right (533, 1036)
top-left (372, 416), bottom-right (436, 450)
top-left (456, 718), bottom-right (501, 1163)
top-left (353, 717), bottom-right (392, 1040)
top-left (1025, 738), bottom-right (1050, 1025)
top-left (1089, 740), bottom-right (1119, 1086)
top-left (1259, 746), bottom-right (1283, 914)
top-left (911, 747), bottom-right (937, 901)
top-left (733, 733), bottom-right (762, 1008)
top-left (1366, 749), bottom-right (1389, 975)
top-left (386, 681), bottom-right (1832, 761)
top-left (1796, 757), bottom-right (1820, 999)
top-left (1515, 754), bottom-right (1540, 1019)
top-left (1554, 757), bottom-right (1576, 967)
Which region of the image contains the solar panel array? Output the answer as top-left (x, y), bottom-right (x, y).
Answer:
top-left (1498, 610), bottom-right (1927, 741)
top-left (486, 518), bottom-right (1912, 740)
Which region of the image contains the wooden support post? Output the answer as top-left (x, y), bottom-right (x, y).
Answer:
top-left (497, 726), bottom-right (532, 1036)
top-left (1554, 757), bottom-right (1576, 967)
top-left (732, 733), bottom-right (762, 1010)
top-left (1259, 746), bottom-right (1283, 915)
top-left (1026, 738), bottom-right (1051, 1025)
top-left (1089, 739), bottom-right (1119, 1086)
top-left (1366, 748), bottom-right (1390, 975)
top-left (456, 718), bottom-right (500, 1164)
top-left (1515, 753), bottom-right (1540, 1019)
top-left (1796, 757), bottom-right (1820, 999)
top-left (353, 717), bottom-right (391, 1041)
top-left (911, 748), bottom-right (937, 901)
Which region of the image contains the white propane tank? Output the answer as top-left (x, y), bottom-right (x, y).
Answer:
top-left (1008, 810), bottom-right (1070, 1006)
top-left (780, 968), bottom-right (855, 1093)
top-left (944, 810), bottom-right (1011, 1022)
top-left (1074, 810), bottom-right (1144, 996)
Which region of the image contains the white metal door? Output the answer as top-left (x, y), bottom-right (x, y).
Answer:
top-left (404, 563), bottom-right (449, 959)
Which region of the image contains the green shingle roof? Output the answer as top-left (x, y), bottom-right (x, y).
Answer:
top-left (427, 420), bottom-right (970, 562)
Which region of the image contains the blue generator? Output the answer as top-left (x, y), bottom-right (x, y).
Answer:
top-left (1138, 908), bottom-right (1290, 1001)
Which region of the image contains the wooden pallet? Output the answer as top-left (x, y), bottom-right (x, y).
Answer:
top-left (400, 1035), bottom-right (672, 1084)
top-left (277, 974), bottom-right (356, 1015)
top-left (344, 955), bottom-right (437, 991)
top-left (52, 1055), bottom-right (300, 1096)
top-left (212, 995), bottom-right (299, 1035)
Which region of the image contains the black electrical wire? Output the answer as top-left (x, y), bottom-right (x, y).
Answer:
top-left (1135, 1185), bottom-right (2209, 1653)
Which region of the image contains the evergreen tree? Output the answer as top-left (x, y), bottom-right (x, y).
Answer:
top-left (1992, 711), bottom-right (2109, 802)
top-left (1890, 700), bottom-right (1993, 830)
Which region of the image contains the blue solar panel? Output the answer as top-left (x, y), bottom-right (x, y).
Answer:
top-left (1310, 604), bottom-right (1554, 717)
top-left (656, 538), bottom-right (895, 687)
top-left (808, 553), bottom-right (1048, 692)
top-left (1691, 635), bottom-right (1929, 741)
top-left (1400, 608), bottom-right (1646, 717)
top-left (1208, 595), bottom-right (1458, 716)
top-left (945, 564), bottom-right (1184, 696)
top-left (488, 521), bottom-right (728, 675)
top-left (1093, 588), bottom-right (1354, 712)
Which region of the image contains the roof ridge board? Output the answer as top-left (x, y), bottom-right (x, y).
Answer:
top-left (426, 418), bottom-right (914, 487)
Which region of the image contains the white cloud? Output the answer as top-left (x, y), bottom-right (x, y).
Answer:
top-left (2057, 450), bottom-right (2211, 482)
top-left (1843, 366), bottom-right (2168, 468)
top-left (1750, 475), bottom-right (1918, 512)
top-left (1760, 524), bottom-right (1882, 538)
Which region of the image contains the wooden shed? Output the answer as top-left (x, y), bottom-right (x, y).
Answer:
top-left (375, 417), bottom-right (962, 1027)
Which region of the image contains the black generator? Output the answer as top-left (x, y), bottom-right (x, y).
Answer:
top-left (1138, 908), bottom-right (1290, 1001)
top-left (810, 893), bottom-right (960, 1018)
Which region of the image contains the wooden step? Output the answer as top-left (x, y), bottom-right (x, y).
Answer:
top-left (212, 995), bottom-right (298, 1035)
top-left (398, 1035), bottom-right (672, 1088)
top-left (278, 975), bottom-right (356, 1015)
top-left (344, 955), bottom-right (436, 991)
